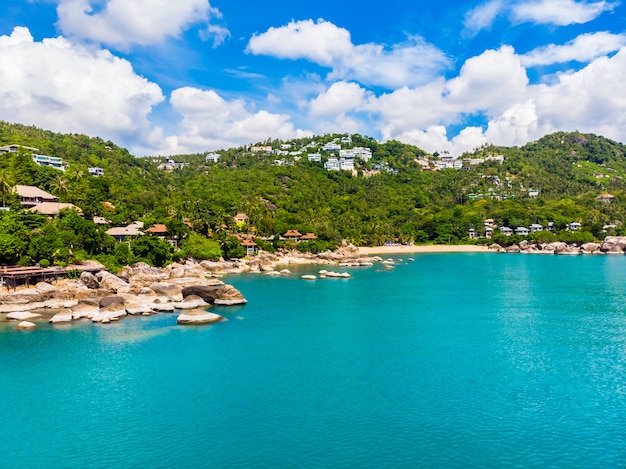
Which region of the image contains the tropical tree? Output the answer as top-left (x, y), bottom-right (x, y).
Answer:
top-left (0, 170), bottom-right (13, 209)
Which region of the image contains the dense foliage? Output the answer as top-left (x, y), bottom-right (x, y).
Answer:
top-left (2, 121), bottom-right (626, 269)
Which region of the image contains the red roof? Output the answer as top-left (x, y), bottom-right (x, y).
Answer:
top-left (284, 230), bottom-right (302, 238)
top-left (146, 223), bottom-right (168, 234)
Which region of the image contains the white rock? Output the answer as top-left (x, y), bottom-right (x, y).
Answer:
top-left (7, 311), bottom-right (42, 321)
top-left (17, 321), bottom-right (37, 330)
top-left (177, 309), bottom-right (225, 325)
top-left (50, 311), bottom-right (73, 323)
top-left (301, 275), bottom-right (317, 280)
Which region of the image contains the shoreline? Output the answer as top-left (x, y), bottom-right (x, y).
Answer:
top-left (357, 244), bottom-right (490, 255)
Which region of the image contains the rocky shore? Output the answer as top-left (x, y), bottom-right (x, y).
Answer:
top-left (0, 243), bottom-right (377, 330)
top-left (488, 236), bottom-right (626, 255)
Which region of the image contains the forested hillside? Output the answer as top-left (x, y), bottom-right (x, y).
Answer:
top-left (2, 121), bottom-right (626, 269)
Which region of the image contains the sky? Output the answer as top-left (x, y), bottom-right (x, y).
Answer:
top-left (0, 1), bottom-right (625, 157)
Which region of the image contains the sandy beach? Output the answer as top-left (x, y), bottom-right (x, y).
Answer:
top-left (357, 244), bottom-right (490, 255)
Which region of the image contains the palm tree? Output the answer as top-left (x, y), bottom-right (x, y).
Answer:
top-left (51, 176), bottom-right (69, 216)
top-left (0, 170), bottom-right (13, 209)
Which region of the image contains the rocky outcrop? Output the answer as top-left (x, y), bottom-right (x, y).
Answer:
top-left (176, 309), bottom-right (225, 325)
top-left (96, 271), bottom-right (130, 293)
top-left (49, 310), bottom-right (73, 323)
top-left (181, 284), bottom-right (224, 302)
top-left (92, 304), bottom-right (127, 323)
top-left (80, 271), bottom-right (99, 289)
top-left (172, 295), bottom-right (209, 309)
top-left (600, 236), bottom-right (626, 254)
top-left (123, 297), bottom-right (153, 315)
top-left (7, 311), bottom-right (42, 321)
top-left (99, 296), bottom-right (125, 308)
top-left (213, 284), bottom-right (247, 305)
top-left (149, 282), bottom-right (183, 300)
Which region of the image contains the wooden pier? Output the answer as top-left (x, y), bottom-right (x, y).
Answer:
top-left (1, 264), bottom-right (105, 291)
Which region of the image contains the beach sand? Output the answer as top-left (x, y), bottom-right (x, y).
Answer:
top-left (357, 244), bottom-right (490, 255)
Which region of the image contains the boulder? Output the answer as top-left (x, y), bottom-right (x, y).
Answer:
top-left (92, 304), bottom-right (127, 323)
top-left (127, 265), bottom-right (170, 284)
top-left (99, 296), bottom-right (125, 308)
top-left (80, 271), bottom-right (99, 289)
top-left (7, 311), bottom-right (42, 321)
top-left (177, 309), bottom-right (225, 325)
top-left (45, 298), bottom-right (78, 309)
top-left (581, 242), bottom-right (602, 254)
top-left (213, 285), bottom-right (247, 305)
top-left (71, 303), bottom-right (100, 319)
top-left (96, 271), bottom-right (130, 293)
top-left (181, 285), bottom-right (224, 302)
top-left (2, 289), bottom-right (49, 305)
top-left (173, 295), bottom-right (209, 309)
top-left (123, 297), bottom-right (153, 315)
top-left (505, 244), bottom-right (521, 253)
top-left (49, 311), bottom-right (73, 323)
top-left (600, 236), bottom-right (626, 254)
top-left (149, 282), bottom-right (183, 300)
top-left (17, 321), bottom-right (37, 330)
top-left (301, 275), bottom-right (317, 280)
top-left (35, 282), bottom-right (58, 294)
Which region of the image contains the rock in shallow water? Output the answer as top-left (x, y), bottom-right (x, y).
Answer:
top-left (177, 309), bottom-right (225, 325)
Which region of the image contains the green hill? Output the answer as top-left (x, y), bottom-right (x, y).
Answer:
top-left (1, 121), bottom-right (626, 268)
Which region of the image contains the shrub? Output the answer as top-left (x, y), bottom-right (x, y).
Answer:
top-left (38, 259), bottom-right (50, 268)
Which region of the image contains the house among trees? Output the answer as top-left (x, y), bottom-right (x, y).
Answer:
top-left (30, 202), bottom-right (82, 217)
top-left (88, 167), bottom-right (104, 176)
top-left (106, 221), bottom-right (144, 243)
top-left (145, 223), bottom-right (178, 246)
top-left (233, 213), bottom-right (249, 225)
top-left (300, 233), bottom-right (317, 241)
top-left (284, 230), bottom-right (302, 240)
top-left (596, 193), bottom-right (615, 203)
top-left (205, 152), bottom-right (220, 163)
top-left (13, 185), bottom-right (57, 207)
top-left (241, 239), bottom-right (257, 256)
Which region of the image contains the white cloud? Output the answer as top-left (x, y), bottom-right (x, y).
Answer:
top-left (464, 0), bottom-right (617, 34)
top-left (309, 82), bottom-right (368, 117)
top-left (154, 87), bottom-right (312, 154)
top-left (521, 31), bottom-right (626, 66)
top-left (57, 0), bottom-right (227, 48)
top-left (0, 27), bottom-right (164, 148)
top-left (512, 0), bottom-right (617, 26)
top-left (246, 19), bottom-right (450, 88)
top-left (364, 44), bottom-right (626, 155)
top-left (464, 0), bottom-right (505, 34)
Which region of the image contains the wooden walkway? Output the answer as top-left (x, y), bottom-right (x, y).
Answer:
top-left (1, 264), bottom-right (105, 291)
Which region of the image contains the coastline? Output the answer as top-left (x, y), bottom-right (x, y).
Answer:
top-left (357, 244), bottom-right (490, 255)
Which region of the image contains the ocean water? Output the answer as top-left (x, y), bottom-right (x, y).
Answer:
top-left (1, 253), bottom-right (626, 468)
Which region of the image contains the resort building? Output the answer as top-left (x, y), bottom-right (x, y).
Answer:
top-left (500, 227), bottom-right (513, 236)
top-left (0, 144), bottom-right (39, 154)
top-left (205, 153), bottom-right (220, 163)
top-left (30, 202), bottom-right (81, 217)
top-left (88, 167), bottom-right (104, 176)
top-left (515, 227), bottom-right (530, 236)
top-left (596, 193), bottom-right (615, 203)
top-left (13, 185), bottom-right (57, 207)
top-left (307, 153), bottom-right (321, 162)
top-left (568, 222), bottom-right (582, 231)
top-left (530, 224), bottom-right (544, 233)
top-left (106, 221), bottom-right (144, 243)
top-left (32, 154), bottom-right (65, 170)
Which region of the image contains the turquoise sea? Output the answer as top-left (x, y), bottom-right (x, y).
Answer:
top-left (2, 253), bottom-right (626, 468)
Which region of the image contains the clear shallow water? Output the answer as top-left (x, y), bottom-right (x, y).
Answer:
top-left (2, 253), bottom-right (626, 468)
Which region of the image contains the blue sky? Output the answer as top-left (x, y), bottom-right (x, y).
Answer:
top-left (0, 0), bottom-right (624, 156)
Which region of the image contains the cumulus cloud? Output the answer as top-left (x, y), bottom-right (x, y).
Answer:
top-left (246, 19), bottom-right (450, 89)
top-left (521, 31), bottom-right (626, 66)
top-left (57, 0), bottom-right (228, 48)
top-left (0, 27), bottom-right (164, 147)
top-left (309, 82), bottom-right (369, 117)
top-left (365, 44), bottom-right (626, 155)
top-left (512, 0), bottom-right (618, 25)
top-left (153, 87), bottom-right (312, 154)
